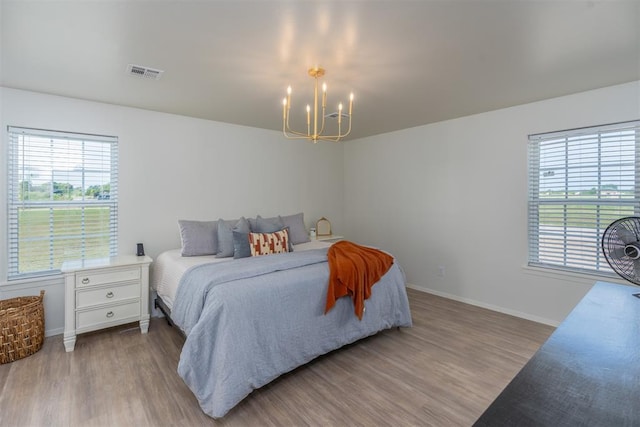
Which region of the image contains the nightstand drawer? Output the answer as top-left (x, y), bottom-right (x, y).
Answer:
top-left (76, 283), bottom-right (140, 309)
top-left (76, 302), bottom-right (141, 331)
top-left (75, 267), bottom-right (140, 288)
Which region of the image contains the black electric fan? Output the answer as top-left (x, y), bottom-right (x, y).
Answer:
top-left (602, 216), bottom-right (640, 288)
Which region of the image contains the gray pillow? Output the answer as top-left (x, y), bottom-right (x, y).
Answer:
top-left (280, 212), bottom-right (310, 245)
top-left (178, 220), bottom-right (218, 256)
top-left (232, 230), bottom-right (251, 259)
top-left (254, 215), bottom-right (285, 233)
top-left (216, 217), bottom-right (250, 258)
top-left (254, 215), bottom-right (295, 251)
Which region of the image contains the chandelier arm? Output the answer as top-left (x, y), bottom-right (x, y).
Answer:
top-left (284, 109), bottom-right (311, 138)
top-left (316, 135), bottom-right (342, 142)
top-left (284, 132), bottom-right (321, 141)
top-left (318, 104), bottom-right (327, 136)
top-left (284, 92), bottom-right (313, 139)
top-left (344, 115), bottom-right (352, 136)
top-left (283, 107), bottom-right (292, 135)
top-left (285, 134), bottom-right (318, 140)
top-left (313, 116), bottom-right (352, 142)
top-left (285, 112), bottom-right (321, 141)
top-left (285, 107), bottom-right (292, 132)
top-left (284, 127), bottom-right (314, 138)
top-left (338, 116), bottom-right (352, 139)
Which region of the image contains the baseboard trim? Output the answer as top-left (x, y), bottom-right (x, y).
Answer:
top-left (405, 283), bottom-right (560, 327)
top-left (45, 327), bottom-right (64, 338)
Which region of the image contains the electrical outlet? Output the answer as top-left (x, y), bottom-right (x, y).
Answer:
top-left (438, 266), bottom-right (445, 277)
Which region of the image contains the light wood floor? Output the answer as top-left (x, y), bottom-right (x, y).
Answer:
top-left (0, 289), bottom-right (554, 426)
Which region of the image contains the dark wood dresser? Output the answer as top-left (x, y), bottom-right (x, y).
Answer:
top-left (474, 281), bottom-right (640, 427)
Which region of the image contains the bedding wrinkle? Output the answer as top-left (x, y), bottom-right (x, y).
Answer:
top-left (325, 241), bottom-right (394, 320)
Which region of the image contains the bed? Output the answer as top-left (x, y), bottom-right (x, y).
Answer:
top-left (152, 235), bottom-right (412, 418)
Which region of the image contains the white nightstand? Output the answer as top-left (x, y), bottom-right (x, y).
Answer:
top-left (316, 235), bottom-right (344, 243)
top-left (62, 255), bottom-right (153, 352)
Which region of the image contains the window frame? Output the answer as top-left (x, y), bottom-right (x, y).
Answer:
top-left (7, 126), bottom-right (118, 280)
top-left (527, 120), bottom-right (640, 276)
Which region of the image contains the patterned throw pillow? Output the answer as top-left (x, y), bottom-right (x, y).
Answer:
top-left (249, 229), bottom-right (290, 256)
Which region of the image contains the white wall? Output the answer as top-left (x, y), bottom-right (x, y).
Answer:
top-left (2, 81), bottom-right (639, 334)
top-left (0, 87), bottom-right (344, 335)
top-left (344, 81), bottom-right (640, 325)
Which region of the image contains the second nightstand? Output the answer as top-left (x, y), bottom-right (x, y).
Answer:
top-left (316, 235), bottom-right (344, 243)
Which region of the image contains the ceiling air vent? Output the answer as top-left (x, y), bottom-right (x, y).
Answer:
top-left (325, 112), bottom-right (350, 119)
top-left (126, 64), bottom-right (164, 80)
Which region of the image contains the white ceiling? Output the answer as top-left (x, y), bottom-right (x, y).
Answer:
top-left (2, 1), bottom-right (639, 140)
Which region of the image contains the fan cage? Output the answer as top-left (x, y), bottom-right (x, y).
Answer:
top-left (602, 217), bottom-right (640, 286)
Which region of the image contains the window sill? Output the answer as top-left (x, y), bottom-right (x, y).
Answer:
top-left (0, 273), bottom-right (64, 290)
top-left (521, 264), bottom-right (627, 286)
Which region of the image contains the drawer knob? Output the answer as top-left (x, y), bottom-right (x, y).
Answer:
top-left (106, 291), bottom-right (114, 298)
top-left (106, 311), bottom-right (114, 318)
top-left (81, 278), bottom-right (90, 284)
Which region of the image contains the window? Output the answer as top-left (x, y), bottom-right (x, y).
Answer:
top-left (7, 127), bottom-right (118, 279)
top-left (528, 120), bottom-right (640, 276)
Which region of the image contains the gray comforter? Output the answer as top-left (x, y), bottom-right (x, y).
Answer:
top-left (172, 247), bottom-right (412, 418)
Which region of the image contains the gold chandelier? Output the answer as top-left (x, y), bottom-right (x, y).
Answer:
top-left (282, 67), bottom-right (353, 143)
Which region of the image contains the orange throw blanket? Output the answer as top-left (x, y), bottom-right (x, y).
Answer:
top-left (325, 240), bottom-right (394, 320)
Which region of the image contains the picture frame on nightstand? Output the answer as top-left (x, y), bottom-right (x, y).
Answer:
top-left (316, 217), bottom-right (332, 237)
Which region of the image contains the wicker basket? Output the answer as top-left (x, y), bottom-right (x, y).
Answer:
top-left (0, 290), bottom-right (45, 364)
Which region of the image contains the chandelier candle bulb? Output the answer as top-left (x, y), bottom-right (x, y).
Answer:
top-left (349, 93), bottom-right (354, 115)
top-left (322, 83), bottom-right (327, 107)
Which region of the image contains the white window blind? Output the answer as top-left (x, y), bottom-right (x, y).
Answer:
top-left (528, 120), bottom-right (640, 275)
top-left (7, 127), bottom-right (118, 279)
